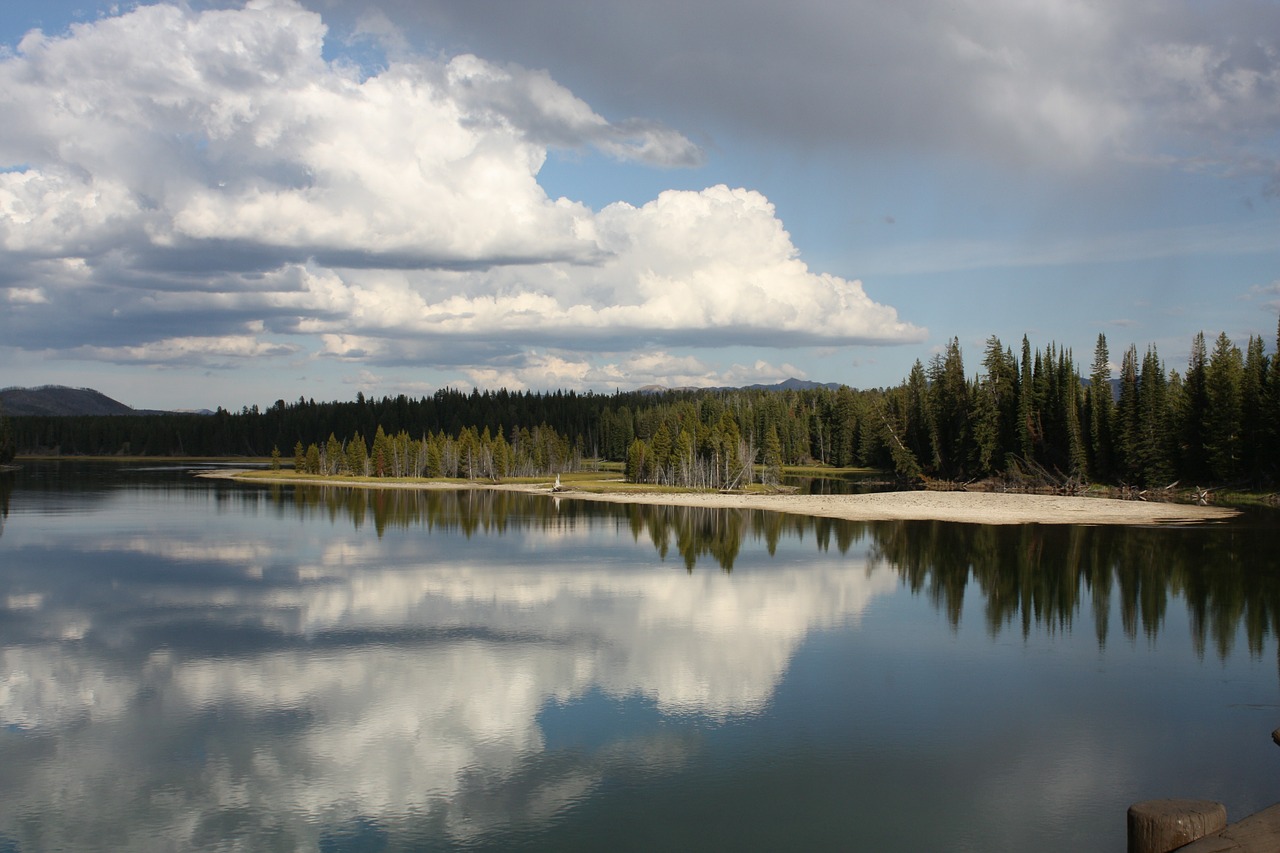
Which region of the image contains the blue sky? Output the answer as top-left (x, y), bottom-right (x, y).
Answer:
top-left (1, 0), bottom-right (1277, 411)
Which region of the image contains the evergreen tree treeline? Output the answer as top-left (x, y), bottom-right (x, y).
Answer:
top-left (0, 401), bottom-right (15, 465)
top-left (8, 321), bottom-right (1280, 488)
top-left (862, 321), bottom-right (1280, 489)
top-left (289, 423), bottom-right (579, 480)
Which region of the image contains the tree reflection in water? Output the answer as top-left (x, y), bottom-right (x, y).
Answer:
top-left (275, 484), bottom-right (1280, 661)
top-left (0, 471), bottom-right (11, 538)
top-left (870, 516), bottom-right (1280, 661)
top-left (4, 468), bottom-right (1279, 852)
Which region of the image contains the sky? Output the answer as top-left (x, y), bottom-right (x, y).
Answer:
top-left (1, 0), bottom-right (1278, 411)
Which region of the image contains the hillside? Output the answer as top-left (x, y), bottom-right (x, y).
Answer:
top-left (740, 377), bottom-right (844, 392)
top-left (0, 386), bottom-right (139, 417)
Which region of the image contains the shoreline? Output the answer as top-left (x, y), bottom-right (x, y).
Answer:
top-left (200, 470), bottom-right (1240, 526)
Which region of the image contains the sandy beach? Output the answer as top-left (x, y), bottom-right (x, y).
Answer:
top-left (204, 471), bottom-right (1239, 526)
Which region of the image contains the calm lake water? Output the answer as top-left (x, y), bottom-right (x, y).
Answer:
top-left (1, 462), bottom-right (1278, 852)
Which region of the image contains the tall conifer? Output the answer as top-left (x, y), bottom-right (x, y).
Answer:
top-left (1268, 315), bottom-right (1280, 475)
top-left (1059, 348), bottom-right (1087, 478)
top-left (1137, 346), bottom-right (1174, 486)
top-left (0, 403), bottom-right (14, 465)
top-left (1114, 345), bottom-right (1140, 482)
top-left (1204, 332), bottom-right (1243, 481)
top-left (1086, 334), bottom-right (1113, 481)
top-left (1017, 336), bottom-right (1035, 461)
top-left (1240, 335), bottom-right (1266, 477)
top-left (928, 338), bottom-right (970, 478)
top-left (974, 336), bottom-right (1018, 474)
top-left (651, 421), bottom-right (673, 485)
top-left (1179, 332), bottom-right (1209, 480)
top-left (763, 426), bottom-right (783, 486)
top-left (903, 360), bottom-right (931, 467)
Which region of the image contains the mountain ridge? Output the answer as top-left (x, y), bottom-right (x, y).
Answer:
top-left (1, 378), bottom-right (846, 417)
top-left (638, 377), bottom-right (845, 394)
top-left (0, 385), bottom-right (209, 417)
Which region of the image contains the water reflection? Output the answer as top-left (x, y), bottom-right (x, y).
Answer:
top-left (872, 515), bottom-right (1280, 659)
top-left (2, 466), bottom-right (1278, 852)
top-left (1, 476), bottom-right (896, 851)
top-left (781, 471), bottom-right (899, 495)
top-left (276, 484), bottom-right (1280, 659)
top-left (0, 470), bottom-right (11, 538)
top-left (279, 483), bottom-right (876, 572)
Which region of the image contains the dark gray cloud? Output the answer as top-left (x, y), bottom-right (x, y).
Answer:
top-left (328, 0), bottom-right (1280, 178)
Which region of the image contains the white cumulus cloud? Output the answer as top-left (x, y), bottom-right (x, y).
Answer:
top-left (0, 0), bottom-right (922, 389)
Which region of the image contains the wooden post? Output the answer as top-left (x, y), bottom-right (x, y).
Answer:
top-left (1128, 799), bottom-right (1228, 853)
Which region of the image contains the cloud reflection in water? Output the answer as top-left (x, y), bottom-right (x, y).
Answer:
top-left (0, 493), bottom-right (892, 850)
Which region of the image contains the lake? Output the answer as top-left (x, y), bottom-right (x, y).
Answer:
top-left (1, 462), bottom-right (1278, 851)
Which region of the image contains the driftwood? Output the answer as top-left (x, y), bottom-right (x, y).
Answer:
top-left (977, 456), bottom-right (1090, 496)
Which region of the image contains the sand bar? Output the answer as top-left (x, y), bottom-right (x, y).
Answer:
top-left (510, 488), bottom-right (1239, 525)
top-left (203, 471), bottom-right (1238, 526)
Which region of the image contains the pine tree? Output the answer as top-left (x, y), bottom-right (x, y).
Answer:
top-left (927, 339), bottom-right (971, 478)
top-left (456, 426), bottom-right (476, 479)
top-left (325, 433), bottom-right (343, 475)
top-left (424, 434), bottom-right (442, 477)
top-left (1113, 345), bottom-right (1140, 483)
top-left (346, 431), bottom-right (368, 477)
top-left (491, 429), bottom-right (510, 479)
top-left (305, 443), bottom-right (321, 474)
top-left (1086, 334), bottom-right (1113, 481)
top-left (625, 438), bottom-right (649, 483)
top-left (832, 386), bottom-right (859, 467)
top-left (1179, 332), bottom-right (1210, 481)
top-left (808, 404), bottom-right (829, 465)
top-left (650, 421), bottom-right (673, 485)
top-left (1059, 347), bottom-right (1088, 478)
top-left (903, 360), bottom-right (931, 468)
top-left (874, 390), bottom-right (924, 482)
top-left (1136, 346), bottom-right (1174, 486)
top-left (971, 371), bottom-right (1000, 476)
top-left (608, 406), bottom-right (635, 461)
top-left (718, 411), bottom-right (745, 488)
top-left (1017, 335), bottom-right (1035, 462)
top-left (973, 336), bottom-right (1018, 475)
top-left (763, 425), bottom-right (783, 487)
top-left (1267, 315), bottom-right (1280, 476)
top-left (0, 403), bottom-right (14, 464)
top-left (673, 427), bottom-right (696, 486)
top-left (1239, 334), bottom-right (1267, 478)
top-left (1204, 332), bottom-right (1243, 482)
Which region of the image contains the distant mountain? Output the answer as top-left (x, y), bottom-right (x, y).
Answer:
top-left (738, 377), bottom-right (845, 392)
top-left (0, 385), bottom-right (202, 417)
top-left (0, 386), bottom-right (136, 416)
top-left (637, 377), bottom-right (845, 394)
top-left (1079, 376), bottom-right (1123, 402)
top-left (0, 378), bottom-right (846, 417)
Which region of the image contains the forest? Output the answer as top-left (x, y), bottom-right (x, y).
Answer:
top-left (4, 319), bottom-right (1278, 490)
